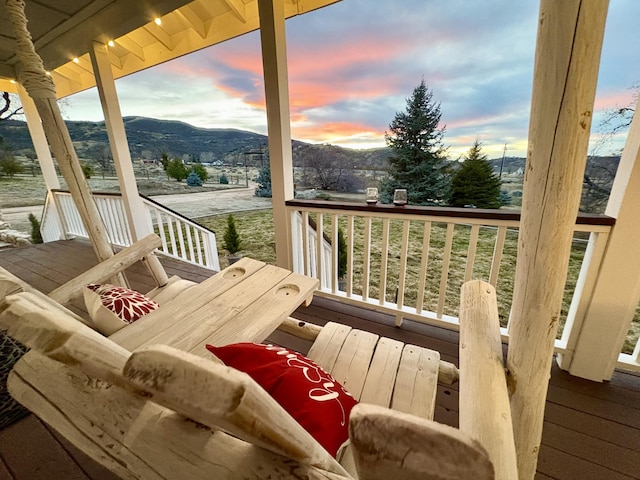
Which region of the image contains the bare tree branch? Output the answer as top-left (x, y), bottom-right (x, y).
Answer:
top-left (0, 91), bottom-right (24, 121)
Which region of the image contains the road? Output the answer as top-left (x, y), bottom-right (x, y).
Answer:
top-left (1, 182), bottom-right (272, 235)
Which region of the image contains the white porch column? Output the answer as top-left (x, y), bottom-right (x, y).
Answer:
top-left (17, 84), bottom-right (59, 190)
top-left (258, 0), bottom-right (294, 270)
top-left (566, 97), bottom-right (640, 381)
top-left (89, 41), bottom-right (153, 242)
top-left (506, 1), bottom-right (608, 479)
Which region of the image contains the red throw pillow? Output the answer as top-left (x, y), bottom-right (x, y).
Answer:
top-left (206, 342), bottom-right (357, 457)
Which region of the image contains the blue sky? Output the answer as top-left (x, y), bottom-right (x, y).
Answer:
top-left (63, 0), bottom-right (640, 159)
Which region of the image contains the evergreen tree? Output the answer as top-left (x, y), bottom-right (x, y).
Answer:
top-left (450, 140), bottom-right (502, 209)
top-left (380, 80), bottom-right (450, 205)
top-left (255, 164), bottom-right (272, 198)
top-left (167, 158), bottom-right (188, 181)
top-left (222, 214), bottom-right (242, 254)
top-left (191, 163), bottom-right (208, 182)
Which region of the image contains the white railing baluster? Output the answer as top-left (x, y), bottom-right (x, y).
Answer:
top-left (416, 221), bottom-right (432, 314)
top-left (176, 221), bottom-right (187, 260)
top-left (301, 211), bottom-right (310, 277)
top-left (166, 216), bottom-right (178, 257)
top-left (331, 214), bottom-right (338, 294)
top-left (362, 217), bottom-right (372, 301)
top-left (379, 218), bottom-right (390, 306)
top-left (185, 224), bottom-right (195, 263)
top-left (346, 215), bottom-right (354, 297)
top-left (194, 229), bottom-right (203, 265)
top-left (465, 224), bottom-right (480, 282)
top-left (489, 226), bottom-right (507, 287)
top-left (437, 223), bottom-right (455, 319)
top-left (316, 213), bottom-right (324, 286)
top-left (395, 219), bottom-right (411, 326)
top-left (155, 209), bottom-right (168, 252)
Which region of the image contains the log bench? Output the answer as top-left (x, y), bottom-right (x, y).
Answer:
top-left (0, 234), bottom-right (517, 479)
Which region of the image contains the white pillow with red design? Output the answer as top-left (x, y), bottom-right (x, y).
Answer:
top-left (83, 284), bottom-right (159, 335)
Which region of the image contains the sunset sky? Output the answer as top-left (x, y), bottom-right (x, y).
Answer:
top-left (63, 0), bottom-right (640, 159)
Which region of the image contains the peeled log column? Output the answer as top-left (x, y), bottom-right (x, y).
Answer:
top-left (5, 0), bottom-right (118, 273)
top-left (507, 1), bottom-right (608, 479)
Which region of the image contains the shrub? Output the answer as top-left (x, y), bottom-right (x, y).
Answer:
top-left (28, 213), bottom-right (43, 244)
top-left (222, 214), bottom-right (242, 254)
top-left (219, 173), bottom-right (229, 184)
top-left (186, 171), bottom-right (203, 186)
top-left (0, 157), bottom-right (23, 177)
top-left (167, 158), bottom-right (188, 182)
top-left (337, 227), bottom-right (347, 278)
top-left (191, 163), bottom-right (208, 182)
top-left (81, 162), bottom-right (94, 179)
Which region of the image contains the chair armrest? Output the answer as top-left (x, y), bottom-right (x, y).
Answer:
top-left (349, 403), bottom-right (494, 480)
top-left (49, 234), bottom-right (164, 305)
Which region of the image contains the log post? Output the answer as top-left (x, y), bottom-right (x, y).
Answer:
top-left (459, 281), bottom-right (517, 480)
top-left (5, 0), bottom-right (122, 283)
top-left (506, 1), bottom-right (609, 479)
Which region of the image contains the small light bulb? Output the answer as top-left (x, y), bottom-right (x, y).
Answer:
top-left (45, 71), bottom-right (52, 76)
top-left (154, 17), bottom-right (162, 26)
top-left (107, 40), bottom-right (115, 47)
top-left (9, 79), bottom-right (16, 84)
top-left (73, 57), bottom-right (79, 63)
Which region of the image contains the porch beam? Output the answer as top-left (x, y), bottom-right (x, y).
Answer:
top-left (89, 41), bottom-right (153, 242)
top-left (258, 0), bottom-right (294, 269)
top-left (506, 1), bottom-right (609, 479)
top-left (566, 93), bottom-right (640, 380)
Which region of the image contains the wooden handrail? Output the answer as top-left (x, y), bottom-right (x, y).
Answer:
top-left (286, 199), bottom-right (615, 226)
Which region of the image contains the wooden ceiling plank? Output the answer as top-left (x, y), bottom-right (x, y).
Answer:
top-left (223, 0), bottom-right (247, 23)
top-left (143, 24), bottom-right (175, 51)
top-left (114, 36), bottom-right (146, 62)
top-left (176, 4), bottom-right (208, 39)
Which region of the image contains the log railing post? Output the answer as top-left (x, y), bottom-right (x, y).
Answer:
top-left (506, 1), bottom-right (609, 479)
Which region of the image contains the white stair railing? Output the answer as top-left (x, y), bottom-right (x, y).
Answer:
top-left (41, 190), bottom-right (220, 271)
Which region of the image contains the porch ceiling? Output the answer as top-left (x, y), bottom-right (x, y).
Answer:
top-left (0, 0), bottom-right (340, 97)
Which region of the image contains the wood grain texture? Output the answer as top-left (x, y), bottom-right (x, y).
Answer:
top-left (8, 353), bottom-right (349, 480)
top-left (49, 234), bottom-right (162, 305)
top-left (459, 281), bottom-right (517, 480)
top-left (507, 2), bottom-right (609, 478)
top-left (124, 345), bottom-right (347, 476)
top-left (349, 404), bottom-right (494, 480)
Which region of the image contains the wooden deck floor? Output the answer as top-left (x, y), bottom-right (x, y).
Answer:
top-left (0, 239), bottom-right (639, 480)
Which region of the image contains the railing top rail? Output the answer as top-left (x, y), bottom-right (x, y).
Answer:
top-left (285, 199), bottom-right (616, 227)
top-left (51, 189), bottom-right (218, 236)
top-left (51, 189), bottom-right (123, 198)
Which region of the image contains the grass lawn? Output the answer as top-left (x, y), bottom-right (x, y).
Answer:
top-left (200, 208), bottom-right (639, 355)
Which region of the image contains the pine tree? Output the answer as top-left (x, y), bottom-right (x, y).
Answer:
top-left (450, 140), bottom-right (502, 209)
top-left (380, 80), bottom-right (450, 205)
top-left (222, 214), bottom-right (242, 254)
top-left (254, 164), bottom-right (272, 198)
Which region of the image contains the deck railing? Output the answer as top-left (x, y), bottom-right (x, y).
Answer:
top-left (286, 199), bottom-right (619, 359)
top-left (41, 190), bottom-right (220, 271)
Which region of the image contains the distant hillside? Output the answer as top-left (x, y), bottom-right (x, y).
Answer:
top-left (0, 116), bottom-right (391, 168)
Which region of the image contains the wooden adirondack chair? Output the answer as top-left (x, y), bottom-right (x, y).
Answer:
top-left (0, 234), bottom-right (517, 480)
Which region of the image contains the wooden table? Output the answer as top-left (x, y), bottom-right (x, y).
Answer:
top-left (110, 257), bottom-right (319, 354)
